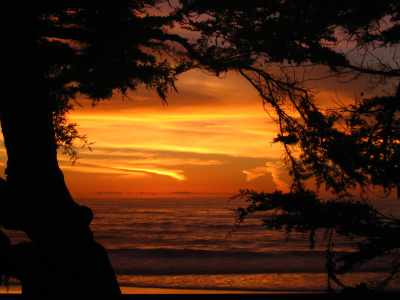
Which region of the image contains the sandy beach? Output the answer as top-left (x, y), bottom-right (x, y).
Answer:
top-left (0, 286), bottom-right (269, 295)
top-left (1, 286), bottom-right (400, 300)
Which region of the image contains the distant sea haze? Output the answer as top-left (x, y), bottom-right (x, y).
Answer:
top-left (85, 197), bottom-right (400, 292)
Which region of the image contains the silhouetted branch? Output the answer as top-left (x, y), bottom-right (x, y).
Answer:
top-left (234, 189), bottom-right (400, 290)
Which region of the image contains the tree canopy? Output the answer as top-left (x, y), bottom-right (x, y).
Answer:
top-left (180, 0), bottom-right (400, 194)
top-left (1, 1), bottom-right (194, 296)
top-left (177, 0), bottom-right (400, 291)
top-left (1, 0), bottom-right (399, 295)
top-left (6, 1), bottom-right (194, 156)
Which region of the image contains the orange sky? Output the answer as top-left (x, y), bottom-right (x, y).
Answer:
top-left (62, 70), bottom-right (290, 199)
top-left (0, 69), bottom-right (373, 200)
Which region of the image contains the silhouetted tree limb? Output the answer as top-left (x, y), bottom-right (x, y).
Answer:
top-left (179, 0), bottom-right (400, 291)
top-left (0, 1), bottom-right (198, 298)
top-left (2, 0), bottom-right (399, 295)
top-left (234, 189), bottom-right (400, 290)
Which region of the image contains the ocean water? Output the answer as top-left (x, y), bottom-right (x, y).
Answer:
top-left (4, 197), bottom-right (399, 292)
top-left (78, 197), bottom-right (400, 292)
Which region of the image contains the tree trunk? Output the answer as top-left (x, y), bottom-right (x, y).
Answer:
top-left (0, 97), bottom-right (121, 298)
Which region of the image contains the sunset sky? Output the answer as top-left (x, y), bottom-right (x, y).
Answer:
top-left (0, 69), bottom-right (367, 200)
top-left (62, 70), bottom-right (289, 199)
top-left (0, 3), bottom-right (390, 202)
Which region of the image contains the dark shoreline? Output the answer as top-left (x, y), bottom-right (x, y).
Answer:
top-left (1, 293), bottom-right (400, 299)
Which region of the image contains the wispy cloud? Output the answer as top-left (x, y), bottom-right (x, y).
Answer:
top-left (61, 161), bottom-right (186, 181)
top-left (115, 166), bottom-right (186, 181)
top-left (243, 162), bottom-right (290, 191)
top-left (68, 108), bottom-right (279, 159)
top-left (0, 70), bottom-right (293, 197)
top-left (242, 166), bottom-right (270, 182)
top-left (60, 161), bottom-right (150, 177)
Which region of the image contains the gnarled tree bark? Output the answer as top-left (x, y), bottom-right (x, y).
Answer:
top-left (0, 95), bottom-right (121, 298)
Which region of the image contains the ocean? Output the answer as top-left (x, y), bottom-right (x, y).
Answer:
top-left (81, 197), bottom-right (400, 292)
top-left (4, 196), bottom-right (400, 293)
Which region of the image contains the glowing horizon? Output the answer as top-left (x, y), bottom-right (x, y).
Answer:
top-left (0, 69), bottom-right (369, 199)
